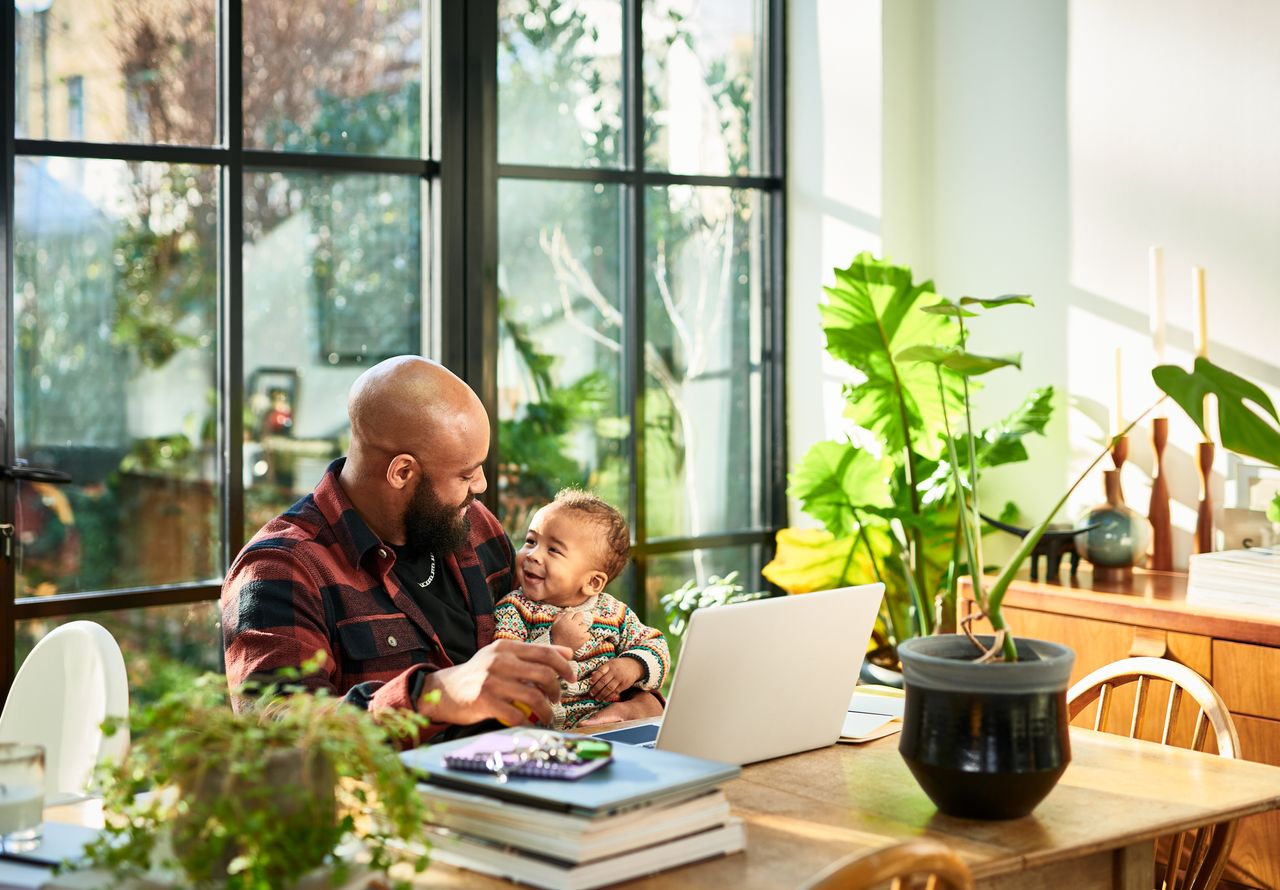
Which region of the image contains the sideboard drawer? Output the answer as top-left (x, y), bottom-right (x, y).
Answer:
top-left (1213, 640), bottom-right (1280, 721)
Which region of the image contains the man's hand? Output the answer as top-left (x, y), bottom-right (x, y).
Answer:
top-left (587, 657), bottom-right (644, 703)
top-left (418, 639), bottom-right (574, 727)
top-left (551, 610), bottom-right (592, 651)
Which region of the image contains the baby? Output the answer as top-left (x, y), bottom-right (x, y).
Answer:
top-left (493, 489), bottom-right (670, 729)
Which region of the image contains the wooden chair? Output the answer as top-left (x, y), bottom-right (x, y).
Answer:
top-left (802, 839), bottom-right (974, 890)
top-left (1066, 656), bottom-right (1241, 890)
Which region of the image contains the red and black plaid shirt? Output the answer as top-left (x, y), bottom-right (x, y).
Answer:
top-left (221, 459), bottom-right (514, 733)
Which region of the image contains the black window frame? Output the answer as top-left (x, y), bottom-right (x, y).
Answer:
top-left (0, 0), bottom-right (785, 699)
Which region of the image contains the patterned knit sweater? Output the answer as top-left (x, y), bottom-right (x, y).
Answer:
top-left (493, 590), bottom-right (670, 729)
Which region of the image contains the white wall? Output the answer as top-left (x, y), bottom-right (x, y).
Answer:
top-left (787, 0), bottom-right (1280, 567)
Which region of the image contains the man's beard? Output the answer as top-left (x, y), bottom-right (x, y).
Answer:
top-left (403, 478), bottom-right (473, 557)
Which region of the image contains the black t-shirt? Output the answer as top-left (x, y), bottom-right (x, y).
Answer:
top-left (389, 544), bottom-right (477, 667)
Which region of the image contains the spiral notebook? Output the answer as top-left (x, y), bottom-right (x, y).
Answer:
top-left (444, 734), bottom-right (611, 781)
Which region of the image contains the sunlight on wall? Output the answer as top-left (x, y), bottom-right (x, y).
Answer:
top-left (786, 0), bottom-right (884, 528)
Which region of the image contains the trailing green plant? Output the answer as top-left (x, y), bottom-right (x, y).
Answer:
top-left (77, 659), bottom-right (432, 890)
top-left (762, 254), bottom-right (1053, 658)
top-left (1268, 493), bottom-right (1280, 526)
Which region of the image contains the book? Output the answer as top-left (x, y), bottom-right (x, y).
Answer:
top-left (421, 818), bottom-right (746, 890)
top-left (419, 784), bottom-right (731, 863)
top-left (1188, 547), bottom-right (1280, 613)
top-left (401, 728), bottom-right (740, 818)
top-left (442, 734), bottom-right (611, 780)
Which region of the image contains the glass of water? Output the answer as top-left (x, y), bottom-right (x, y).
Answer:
top-left (0, 744), bottom-right (44, 853)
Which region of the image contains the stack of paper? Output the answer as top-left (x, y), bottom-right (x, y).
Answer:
top-left (841, 685), bottom-right (905, 743)
top-left (400, 728), bottom-right (745, 890)
top-left (1187, 547), bottom-right (1280, 614)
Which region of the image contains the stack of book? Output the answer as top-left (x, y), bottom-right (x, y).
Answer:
top-left (399, 729), bottom-right (745, 890)
top-left (1187, 546), bottom-right (1280, 613)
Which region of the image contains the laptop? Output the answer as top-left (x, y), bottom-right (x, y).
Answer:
top-left (592, 583), bottom-right (884, 765)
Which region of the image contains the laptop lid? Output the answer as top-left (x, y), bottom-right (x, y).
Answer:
top-left (654, 583), bottom-right (884, 765)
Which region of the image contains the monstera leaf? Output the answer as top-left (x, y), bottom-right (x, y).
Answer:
top-left (1153, 358), bottom-right (1280, 468)
top-left (787, 441), bottom-right (892, 537)
top-left (821, 254), bottom-right (964, 460)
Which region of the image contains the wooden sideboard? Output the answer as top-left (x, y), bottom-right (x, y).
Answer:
top-left (961, 570), bottom-right (1280, 890)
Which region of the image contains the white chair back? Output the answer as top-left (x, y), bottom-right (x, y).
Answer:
top-left (0, 620), bottom-right (129, 796)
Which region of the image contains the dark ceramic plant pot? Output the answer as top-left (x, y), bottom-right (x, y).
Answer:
top-left (898, 634), bottom-right (1075, 820)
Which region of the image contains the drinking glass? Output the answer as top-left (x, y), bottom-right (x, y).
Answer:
top-left (0, 744), bottom-right (44, 853)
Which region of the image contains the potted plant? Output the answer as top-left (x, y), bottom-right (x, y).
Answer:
top-left (887, 277), bottom-right (1280, 820)
top-left (72, 661), bottom-right (432, 889)
top-left (761, 254), bottom-right (1054, 673)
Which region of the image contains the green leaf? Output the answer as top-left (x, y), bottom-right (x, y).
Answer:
top-left (821, 253), bottom-right (963, 460)
top-left (921, 300), bottom-right (977, 318)
top-left (787, 441), bottom-right (893, 537)
top-left (1153, 358), bottom-right (1280, 467)
top-left (958, 294), bottom-right (1035, 309)
top-left (1268, 494), bottom-right (1280, 525)
top-left (896, 344), bottom-right (1023, 377)
top-left (978, 385), bottom-right (1055, 467)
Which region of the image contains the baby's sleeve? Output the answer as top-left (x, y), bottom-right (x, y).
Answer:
top-left (617, 606), bottom-right (670, 691)
top-left (492, 595), bottom-right (530, 642)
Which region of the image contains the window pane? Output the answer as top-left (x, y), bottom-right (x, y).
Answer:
top-left (243, 170), bottom-right (425, 537)
top-left (13, 1), bottom-right (217, 144)
top-left (13, 158), bottom-right (221, 597)
top-left (17, 601), bottom-right (222, 713)
top-left (642, 544), bottom-right (763, 664)
top-left (496, 179), bottom-right (627, 536)
top-left (643, 0), bottom-right (767, 175)
top-left (498, 0), bottom-right (623, 168)
top-left (645, 185), bottom-right (764, 538)
top-left (243, 0), bottom-right (425, 156)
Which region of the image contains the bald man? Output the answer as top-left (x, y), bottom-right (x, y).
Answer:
top-left (221, 356), bottom-right (578, 737)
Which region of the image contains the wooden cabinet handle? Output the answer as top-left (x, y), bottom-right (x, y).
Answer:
top-left (1129, 627), bottom-right (1169, 658)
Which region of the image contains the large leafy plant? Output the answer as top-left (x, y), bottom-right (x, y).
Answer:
top-left (763, 254), bottom-right (1053, 656)
top-left (77, 663), bottom-right (432, 889)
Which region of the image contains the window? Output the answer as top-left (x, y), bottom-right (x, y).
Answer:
top-left (2, 0), bottom-right (784, 698)
top-left (493, 0), bottom-right (785, 630)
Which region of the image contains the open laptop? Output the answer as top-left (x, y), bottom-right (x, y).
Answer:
top-left (592, 583), bottom-right (884, 765)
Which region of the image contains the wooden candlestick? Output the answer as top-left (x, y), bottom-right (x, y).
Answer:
top-left (1110, 434), bottom-right (1128, 502)
top-left (1147, 418), bottom-right (1172, 571)
top-left (1195, 440), bottom-right (1215, 553)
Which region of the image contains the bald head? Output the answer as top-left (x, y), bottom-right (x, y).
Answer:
top-left (347, 356), bottom-right (485, 460)
top-left (339, 357), bottom-right (490, 549)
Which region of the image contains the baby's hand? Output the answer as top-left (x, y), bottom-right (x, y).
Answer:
top-left (588, 657), bottom-right (644, 702)
top-left (551, 611), bottom-right (592, 650)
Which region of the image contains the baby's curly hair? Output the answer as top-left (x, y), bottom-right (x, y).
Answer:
top-left (552, 488), bottom-right (631, 582)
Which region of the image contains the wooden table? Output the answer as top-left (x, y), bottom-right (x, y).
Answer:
top-left (48, 727), bottom-right (1280, 890)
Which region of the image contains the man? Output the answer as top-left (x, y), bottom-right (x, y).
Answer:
top-left (223, 356), bottom-right (584, 736)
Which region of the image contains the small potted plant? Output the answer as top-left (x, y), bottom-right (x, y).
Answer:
top-left (889, 268), bottom-right (1280, 820)
top-left (71, 659), bottom-right (432, 889)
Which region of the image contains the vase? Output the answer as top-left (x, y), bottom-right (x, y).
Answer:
top-left (1075, 468), bottom-right (1149, 583)
top-left (897, 634), bottom-right (1075, 820)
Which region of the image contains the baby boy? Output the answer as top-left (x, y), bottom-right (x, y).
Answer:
top-left (493, 489), bottom-right (669, 729)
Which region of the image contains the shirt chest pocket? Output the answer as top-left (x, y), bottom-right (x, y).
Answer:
top-left (336, 614), bottom-right (429, 662)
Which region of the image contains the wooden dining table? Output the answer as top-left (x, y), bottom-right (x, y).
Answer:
top-left (47, 725), bottom-right (1280, 890)
top-left (412, 726), bottom-right (1280, 890)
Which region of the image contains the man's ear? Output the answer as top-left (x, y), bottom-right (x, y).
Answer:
top-left (386, 454), bottom-right (416, 491)
top-left (585, 570), bottom-right (608, 596)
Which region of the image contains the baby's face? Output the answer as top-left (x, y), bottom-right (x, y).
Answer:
top-left (516, 504), bottom-right (606, 608)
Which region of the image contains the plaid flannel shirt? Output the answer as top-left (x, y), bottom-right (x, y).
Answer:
top-left (221, 458), bottom-right (514, 738)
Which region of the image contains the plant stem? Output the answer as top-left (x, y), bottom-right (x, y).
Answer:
top-left (937, 366), bottom-right (985, 616)
top-left (875, 313), bottom-right (932, 635)
top-left (984, 397), bottom-right (1169, 650)
top-left (852, 507), bottom-right (903, 645)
